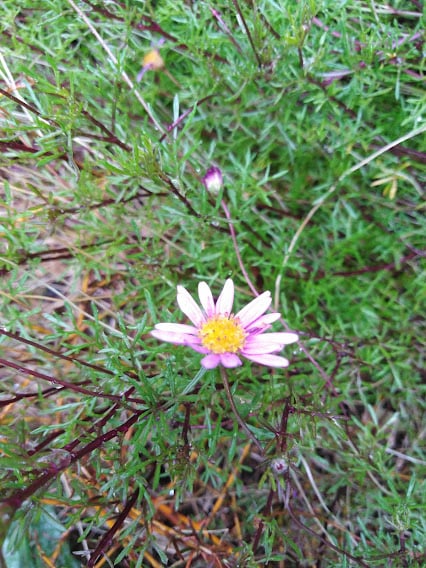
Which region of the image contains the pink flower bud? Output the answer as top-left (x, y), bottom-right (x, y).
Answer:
top-left (202, 167), bottom-right (223, 194)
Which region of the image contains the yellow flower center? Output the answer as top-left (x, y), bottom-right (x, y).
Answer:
top-left (199, 316), bottom-right (246, 354)
top-left (142, 49), bottom-right (164, 71)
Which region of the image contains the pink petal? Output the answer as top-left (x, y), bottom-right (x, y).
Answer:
top-left (245, 312), bottom-right (281, 331)
top-left (242, 332), bottom-right (298, 354)
top-left (188, 343), bottom-right (211, 354)
top-left (198, 282), bottom-right (215, 317)
top-left (243, 353), bottom-right (290, 367)
top-left (257, 312), bottom-right (282, 324)
top-left (241, 343), bottom-right (284, 355)
top-left (177, 285), bottom-right (205, 327)
top-left (273, 332), bottom-right (298, 344)
top-left (154, 323), bottom-right (198, 335)
top-left (246, 332), bottom-right (299, 346)
top-left (150, 329), bottom-right (196, 345)
top-left (215, 278), bottom-right (234, 315)
top-left (219, 353), bottom-right (242, 368)
top-left (201, 353), bottom-right (221, 369)
top-left (236, 291), bottom-right (272, 327)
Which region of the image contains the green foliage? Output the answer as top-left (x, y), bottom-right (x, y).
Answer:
top-left (3, 506), bottom-right (80, 568)
top-left (0, 0), bottom-right (425, 566)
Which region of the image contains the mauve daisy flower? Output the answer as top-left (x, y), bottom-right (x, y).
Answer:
top-left (151, 279), bottom-right (298, 369)
top-left (136, 48), bottom-right (164, 82)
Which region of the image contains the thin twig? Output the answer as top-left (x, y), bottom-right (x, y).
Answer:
top-left (220, 366), bottom-right (264, 454)
top-left (221, 200), bottom-right (258, 296)
top-left (231, 0), bottom-right (263, 67)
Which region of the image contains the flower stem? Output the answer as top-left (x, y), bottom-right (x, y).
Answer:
top-left (220, 366), bottom-right (264, 455)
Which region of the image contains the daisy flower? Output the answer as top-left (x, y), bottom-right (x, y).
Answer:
top-left (136, 48), bottom-right (164, 82)
top-left (150, 279), bottom-right (298, 369)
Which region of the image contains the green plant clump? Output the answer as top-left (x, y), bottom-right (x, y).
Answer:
top-left (0, 0), bottom-right (425, 566)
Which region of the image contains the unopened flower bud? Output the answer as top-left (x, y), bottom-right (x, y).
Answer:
top-left (202, 167), bottom-right (223, 194)
top-left (270, 457), bottom-right (288, 475)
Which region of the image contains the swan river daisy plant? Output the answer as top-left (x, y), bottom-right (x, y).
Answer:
top-left (151, 279), bottom-right (298, 369)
